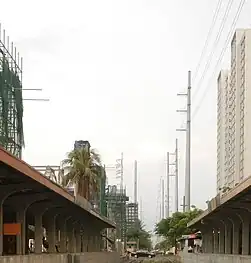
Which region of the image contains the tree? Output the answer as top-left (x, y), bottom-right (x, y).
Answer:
top-left (127, 220), bottom-right (152, 250)
top-left (155, 239), bottom-right (169, 250)
top-left (154, 207), bottom-right (203, 247)
top-left (61, 146), bottom-right (103, 201)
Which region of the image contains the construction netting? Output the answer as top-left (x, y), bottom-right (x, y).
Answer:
top-left (0, 49), bottom-right (24, 158)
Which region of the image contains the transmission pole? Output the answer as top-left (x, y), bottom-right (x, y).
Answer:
top-left (120, 152), bottom-right (124, 190)
top-left (175, 139), bottom-right (178, 212)
top-left (161, 179), bottom-right (165, 219)
top-left (169, 140), bottom-right (179, 213)
top-left (180, 196), bottom-right (186, 213)
top-left (177, 71), bottom-right (191, 212)
top-left (166, 152), bottom-right (170, 218)
top-left (134, 160), bottom-right (138, 204)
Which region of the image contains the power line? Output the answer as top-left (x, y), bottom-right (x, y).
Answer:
top-left (192, 0), bottom-right (234, 102)
top-left (192, 0), bottom-right (246, 119)
top-left (192, 0), bottom-right (223, 83)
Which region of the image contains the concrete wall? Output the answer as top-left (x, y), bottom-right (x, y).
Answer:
top-left (181, 253), bottom-right (251, 263)
top-left (0, 254), bottom-right (68, 263)
top-left (0, 252), bottom-right (119, 263)
top-left (72, 252), bottom-right (119, 263)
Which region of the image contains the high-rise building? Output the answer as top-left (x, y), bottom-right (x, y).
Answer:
top-left (217, 70), bottom-right (230, 192)
top-left (217, 29), bottom-right (251, 193)
top-left (126, 202), bottom-right (139, 230)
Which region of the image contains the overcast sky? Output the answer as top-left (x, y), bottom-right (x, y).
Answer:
top-left (1, 0), bottom-right (250, 230)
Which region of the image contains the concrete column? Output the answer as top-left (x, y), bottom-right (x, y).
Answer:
top-left (97, 234), bottom-right (102, 251)
top-left (88, 234), bottom-right (95, 252)
top-left (202, 231), bottom-right (208, 253)
top-left (219, 224), bottom-right (225, 254)
top-left (213, 229), bottom-right (219, 253)
top-left (207, 230), bottom-right (213, 253)
top-left (90, 231), bottom-right (101, 252)
top-left (47, 216), bottom-right (56, 253)
top-left (82, 232), bottom-right (88, 252)
top-left (34, 214), bottom-right (43, 254)
top-left (75, 228), bottom-right (81, 253)
top-left (242, 217), bottom-right (249, 255)
top-left (233, 220), bottom-right (240, 254)
top-left (93, 235), bottom-right (99, 251)
top-left (16, 209), bottom-right (26, 255)
top-left (59, 222), bottom-right (67, 253)
top-left (87, 234), bottom-right (92, 252)
top-left (225, 223), bottom-right (232, 254)
top-left (68, 226), bottom-right (75, 253)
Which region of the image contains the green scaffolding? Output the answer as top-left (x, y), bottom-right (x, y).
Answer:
top-left (0, 42), bottom-right (24, 158)
top-left (106, 186), bottom-right (129, 243)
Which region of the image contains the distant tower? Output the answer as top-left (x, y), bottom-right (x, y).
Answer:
top-left (74, 140), bottom-right (91, 152)
top-left (134, 160), bottom-right (138, 204)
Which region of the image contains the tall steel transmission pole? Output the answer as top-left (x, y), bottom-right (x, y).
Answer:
top-left (161, 179), bottom-right (165, 219)
top-left (185, 71), bottom-right (191, 212)
top-left (120, 152), bottom-right (124, 190)
top-left (166, 152), bottom-right (170, 218)
top-left (177, 71), bottom-right (191, 212)
top-left (169, 140), bottom-right (179, 213)
top-left (158, 177), bottom-right (162, 221)
top-left (175, 139), bottom-right (179, 212)
top-left (134, 160), bottom-right (138, 204)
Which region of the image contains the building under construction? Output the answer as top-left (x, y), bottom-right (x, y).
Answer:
top-left (0, 26), bottom-right (24, 158)
top-left (126, 202), bottom-right (139, 230)
top-left (106, 185), bottom-right (129, 243)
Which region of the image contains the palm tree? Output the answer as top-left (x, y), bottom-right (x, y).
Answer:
top-left (61, 146), bottom-right (103, 201)
top-left (127, 220), bottom-right (151, 249)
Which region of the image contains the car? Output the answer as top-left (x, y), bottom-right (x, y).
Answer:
top-left (131, 250), bottom-right (156, 258)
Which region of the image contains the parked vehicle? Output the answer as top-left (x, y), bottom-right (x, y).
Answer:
top-left (131, 250), bottom-right (155, 258)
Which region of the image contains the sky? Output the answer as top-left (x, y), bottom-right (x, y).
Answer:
top-left (0, 0), bottom-right (251, 231)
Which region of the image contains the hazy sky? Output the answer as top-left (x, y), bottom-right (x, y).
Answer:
top-left (1, 0), bottom-right (251, 230)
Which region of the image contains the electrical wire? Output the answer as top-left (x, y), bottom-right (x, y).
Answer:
top-left (192, 0), bottom-right (223, 83)
top-left (192, 0), bottom-right (234, 102)
top-left (192, 0), bottom-right (246, 120)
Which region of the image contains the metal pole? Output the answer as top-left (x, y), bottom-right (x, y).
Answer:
top-left (159, 178), bottom-right (162, 221)
top-left (120, 152), bottom-right (124, 191)
top-left (134, 160), bottom-right (137, 204)
top-left (185, 71), bottom-right (191, 212)
top-left (161, 179), bottom-right (165, 219)
top-left (140, 197), bottom-right (143, 221)
top-left (175, 139), bottom-right (179, 212)
top-left (166, 152), bottom-right (170, 218)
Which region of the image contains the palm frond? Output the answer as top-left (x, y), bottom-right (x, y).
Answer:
top-left (90, 148), bottom-right (101, 165)
top-left (60, 146), bottom-right (103, 201)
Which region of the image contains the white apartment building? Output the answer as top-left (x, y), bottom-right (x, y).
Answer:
top-left (217, 69), bottom-right (229, 192)
top-left (217, 29), bottom-right (251, 193)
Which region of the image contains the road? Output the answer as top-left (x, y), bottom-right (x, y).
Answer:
top-left (126, 256), bottom-right (181, 263)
